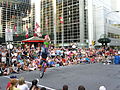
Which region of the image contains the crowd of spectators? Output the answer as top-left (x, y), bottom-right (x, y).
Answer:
top-left (6, 75), bottom-right (106, 90)
top-left (0, 45), bottom-right (119, 76)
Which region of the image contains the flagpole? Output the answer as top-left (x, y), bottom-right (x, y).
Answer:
top-left (6, 1), bottom-right (7, 32)
top-left (61, 0), bottom-right (64, 47)
top-left (5, 1), bottom-right (8, 42)
top-left (53, 0), bottom-right (56, 47)
top-left (5, 0), bottom-right (11, 66)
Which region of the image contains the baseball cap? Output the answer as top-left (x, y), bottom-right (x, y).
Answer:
top-left (10, 75), bottom-right (17, 79)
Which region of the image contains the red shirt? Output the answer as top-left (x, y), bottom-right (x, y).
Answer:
top-left (62, 58), bottom-right (66, 63)
top-left (6, 82), bottom-right (11, 90)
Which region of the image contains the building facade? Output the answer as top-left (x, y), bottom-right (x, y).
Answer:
top-left (39, 0), bottom-right (88, 47)
top-left (91, 0), bottom-right (120, 47)
top-left (0, 0), bottom-right (31, 44)
top-left (34, 0), bottom-right (120, 48)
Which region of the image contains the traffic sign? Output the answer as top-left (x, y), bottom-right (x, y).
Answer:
top-left (5, 28), bottom-right (13, 41)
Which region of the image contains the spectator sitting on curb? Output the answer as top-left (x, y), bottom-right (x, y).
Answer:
top-left (41, 87), bottom-right (46, 90)
top-left (9, 78), bottom-right (20, 90)
top-left (6, 75), bottom-right (17, 90)
top-left (17, 77), bottom-right (29, 90)
top-left (63, 85), bottom-right (68, 90)
top-left (78, 85), bottom-right (85, 90)
top-left (29, 79), bottom-right (40, 90)
top-left (0, 62), bottom-right (3, 76)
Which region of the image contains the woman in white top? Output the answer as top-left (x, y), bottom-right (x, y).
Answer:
top-left (17, 77), bottom-right (29, 90)
top-left (1, 50), bottom-right (6, 63)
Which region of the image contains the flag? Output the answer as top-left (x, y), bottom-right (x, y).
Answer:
top-left (59, 17), bottom-right (64, 23)
top-left (6, 28), bottom-right (10, 33)
top-left (33, 33), bottom-right (37, 37)
top-left (2, 1), bottom-right (4, 7)
top-left (34, 22), bottom-right (41, 37)
top-left (36, 22), bottom-right (40, 29)
top-left (44, 35), bottom-right (50, 41)
top-left (15, 32), bottom-right (18, 37)
top-left (6, 1), bottom-right (8, 8)
top-left (25, 25), bottom-right (29, 38)
top-left (26, 25), bottom-right (28, 31)
top-left (59, 17), bottom-right (62, 19)
top-left (25, 33), bottom-right (29, 38)
top-left (45, 18), bottom-right (48, 26)
top-left (13, 24), bottom-right (17, 32)
top-left (37, 32), bottom-right (42, 37)
top-left (16, 34), bottom-right (18, 37)
top-left (13, 24), bottom-right (18, 37)
top-left (54, 19), bottom-right (56, 25)
top-left (34, 22), bottom-right (40, 31)
top-left (10, 2), bottom-right (12, 8)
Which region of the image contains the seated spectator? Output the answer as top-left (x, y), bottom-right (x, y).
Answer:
top-left (1, 50), bottom-right (7, 63)
top-left (17, 77), bottom-right (29, 90)
top-left (32, 60), bottom-right (38, 69)
top-left (28, 62), bottom-right (36, 71)
top-left (11, 56), bottom-right (17, 63)
top-left (11, 61), bottom-right (19, 73)
top-left (80, 56), bottom-right (86, 63)
top-left (2, 63), bottom-right (10, 75)
top-left (48, 59), bottom-right (55, 67)
top-left (90, 57), bottom-right (95, 63)
top-left (6, 75), bottom-right (17, 90)
top-left (78, 85), bottom-right (85, 90)
top-left (0, 62), bottom-right (3, 76)
top-left (62, 58), bottom-right (67, 66)
top-left (23, 61), bottom-right (29, 71)
top-left (9, 78), bottom-right (20, 90)
top-left (17, 52), bottom-right (22, 60)
top-left (63, 85), bottom-right (68, 90)
top-left (41, 87), bottom-right (46, 90)
top-left (73, 58), bottom-right (78, 65)
top-left (30, 79), bottom-right (40, 90)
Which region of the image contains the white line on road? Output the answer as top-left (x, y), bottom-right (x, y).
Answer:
top-left (3, 76), bottom-right (56, 90)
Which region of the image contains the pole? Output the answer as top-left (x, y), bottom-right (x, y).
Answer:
top-left (61, 0), bottom-right (64, 47)
top-left (105, 11), bottom-right (119, 38)
top-left (5, 0), bottom-right (12, 66)
top-left (104, 11), bottom-right (119, 48)
top-left (5, 0), bottom-right (8, 47)
top-left (9, 42), bottom-right (11, 65)
top-left (53, 0), bottom-right (56, 47)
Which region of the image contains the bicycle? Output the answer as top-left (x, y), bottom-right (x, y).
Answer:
top-left (39, 62), bottom-right (47, 78)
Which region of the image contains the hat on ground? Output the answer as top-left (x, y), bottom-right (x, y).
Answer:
top-left (99, 86), bottom-right (106, 90)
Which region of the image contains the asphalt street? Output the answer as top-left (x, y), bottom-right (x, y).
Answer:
top-left (0, 63), bottom-right (120, 90)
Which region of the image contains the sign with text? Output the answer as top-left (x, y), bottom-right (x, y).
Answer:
top-left (5, 28), bottom-right (13, 41)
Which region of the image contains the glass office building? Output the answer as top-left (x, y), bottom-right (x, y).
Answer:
top-left (0, 0), bottom-right (31, 43)
top-left (40, 0), bottom-right (88, 47)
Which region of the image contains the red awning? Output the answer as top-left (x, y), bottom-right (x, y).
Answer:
top-left (22, 40), bottom-right (44, 42)
top-left (22, 36), bottom-right (44, 43)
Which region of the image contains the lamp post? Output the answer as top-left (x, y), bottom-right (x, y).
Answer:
top-left (98, 10), bottom-right (119, 47)
top-left (5, 0), bottom-right (13, 66)
top-left (104, 11), bottom-right (119, 46)
top-left (104, 11), bottom-right (119, 38)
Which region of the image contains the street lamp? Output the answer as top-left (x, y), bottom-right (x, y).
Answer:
top-left (105, 11), bottom-right (119, 38)
top-left (98, 10), bottom-right (119, 47)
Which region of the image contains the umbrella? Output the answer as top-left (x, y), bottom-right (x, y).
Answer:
top-left (98, 38), bottom-right (111, 43)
